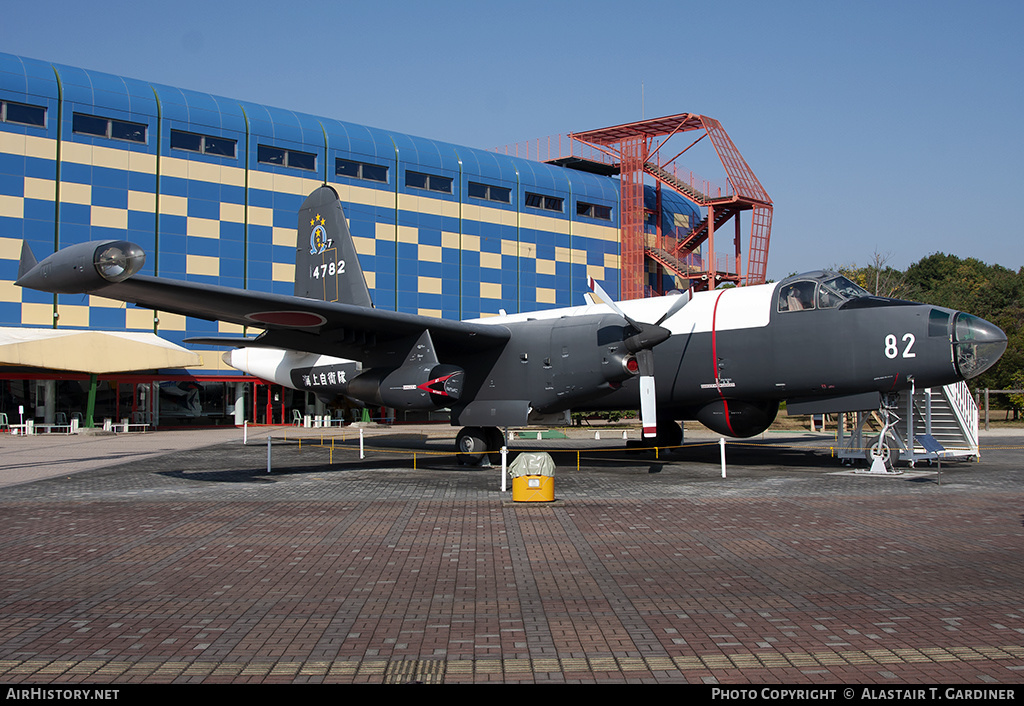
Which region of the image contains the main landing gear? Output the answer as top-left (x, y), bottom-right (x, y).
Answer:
top-left (456, 426), bottom-right (505, 466)
top-left (655, 418), bottom-right (683, 447)
top-left (626, 418), bottom-right (683, 451)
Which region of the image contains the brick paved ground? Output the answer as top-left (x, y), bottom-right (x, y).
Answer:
top-left (0, 426), bottom-right (1021, 684)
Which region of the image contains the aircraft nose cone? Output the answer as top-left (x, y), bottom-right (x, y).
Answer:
top-left (953, 313), bottom-right (1007, 379)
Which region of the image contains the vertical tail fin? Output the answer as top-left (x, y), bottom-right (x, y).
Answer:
top-left (295, 185), bottom-right (373, 308)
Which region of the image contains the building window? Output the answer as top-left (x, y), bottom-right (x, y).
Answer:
top-left (577, 201), bottom-right (612, 220)
top-left (72, 112), bottom-right (146, 143)
top-left (525, 192), bottom-right (563, 212)
top-left (258, 144), bottom-right (316, 171)
top-left (336, 158), bottom-right (388, 183)
top-left (170, 129), bottom-right (237, 158)
top-left (406, 170), bottom-right (452, 194)
top-left (468, 181), bottom-right (511, 204)
top-left (1, 100), bottom-right (46, 127)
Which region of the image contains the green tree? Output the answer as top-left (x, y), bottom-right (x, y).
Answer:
top-left (901, 253), bottom-right (1024, 392)
top-left (1008, 371), bottom-right (1024, 421)
top-left (840, 253), bottom-right (1022, 395)
top-left (836, 250), bottom-right (907, 298)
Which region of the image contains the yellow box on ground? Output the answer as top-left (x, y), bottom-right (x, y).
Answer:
top-left (511, 475), bottom-right (554, 502)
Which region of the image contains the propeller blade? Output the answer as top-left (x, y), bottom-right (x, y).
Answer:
top-left (640, 375), bottom-right (657, 438)
top-left (635, 349), bottom-right (658, 438)
top-left (588, 276), bottom-right (635, 327)
top-left (654, 291), bottom-right (691, 326)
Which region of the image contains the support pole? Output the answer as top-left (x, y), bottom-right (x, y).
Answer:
top-left (234, 382), bottom-right (245, 426)
top-left (44, 380), bottom-right (55, 425)
top-left (84, 374), bottom-right (98, 428)
top-left (720, 437), bottom-right (727, 478)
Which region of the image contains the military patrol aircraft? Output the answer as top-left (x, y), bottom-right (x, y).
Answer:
top-left (16, 186), bottom-right (1007, 462)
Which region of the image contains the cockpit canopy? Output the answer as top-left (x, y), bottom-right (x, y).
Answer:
top-left (777, 271), bottom-right (870, 312)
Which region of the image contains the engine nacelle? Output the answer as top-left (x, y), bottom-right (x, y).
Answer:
top-left (696, 399), bottom-right (780, 438)
top-left (16, 240), bottom-right (146, 293)
top-left (347, 364), bottom-right (465, 410)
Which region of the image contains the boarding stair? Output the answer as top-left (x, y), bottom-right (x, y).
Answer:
top-left (891, 381), bottom-right (979, 459)
top-left (837, 382), bottom-right (979, 465)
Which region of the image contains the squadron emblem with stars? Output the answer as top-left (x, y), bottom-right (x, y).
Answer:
top-left (309, 214), bottom-right (332, 255)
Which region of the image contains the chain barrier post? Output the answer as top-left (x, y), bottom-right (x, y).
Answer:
top-left (720, 437), bottom-right (727, 478)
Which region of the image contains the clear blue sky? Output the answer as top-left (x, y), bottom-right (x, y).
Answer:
top-left (3, 0), bottom-right (1022, 281)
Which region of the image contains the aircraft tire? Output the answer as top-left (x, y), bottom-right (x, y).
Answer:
top-left (485, 427), bottom-right (505, 464)
top-left (456, 426), bottom-right (489, 465)
top-left (865, 437), bottom-right (901, 467)
top-left (657, 419), bottom-right (683, 448)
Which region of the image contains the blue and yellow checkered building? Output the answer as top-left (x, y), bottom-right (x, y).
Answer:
top-left (0, 52), bottom-right (699, 384)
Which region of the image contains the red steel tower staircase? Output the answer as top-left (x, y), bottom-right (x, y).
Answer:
top-left (568, 114), bottom-right (772, 299)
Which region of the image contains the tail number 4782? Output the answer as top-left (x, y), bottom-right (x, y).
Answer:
top-left (884, 333), bottom-right (916, 359)
top-left (312, 260), bottom-right (345, 279)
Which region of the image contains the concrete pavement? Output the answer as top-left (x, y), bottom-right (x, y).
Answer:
top-left (0, 425), bottom-right (1021, 683)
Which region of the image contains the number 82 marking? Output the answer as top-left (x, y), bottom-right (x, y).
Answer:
top-left (884, 333), bottom-right (916, 359)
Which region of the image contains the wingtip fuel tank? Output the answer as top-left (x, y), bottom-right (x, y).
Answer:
top-left (15, 240), bottom-right (146, 294)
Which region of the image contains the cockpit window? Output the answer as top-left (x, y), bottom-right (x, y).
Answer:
top-left (817, 286), bottom-right (843, 309)
top-left (779, 281), bottom-right (816, 312)
top-left (821, 275), bottom-right (869, 300)
top-left (778, 274), bottom-right (870, 313)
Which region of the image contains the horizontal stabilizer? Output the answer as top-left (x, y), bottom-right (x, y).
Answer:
top-left (183, 337), bottom-right (269, 348)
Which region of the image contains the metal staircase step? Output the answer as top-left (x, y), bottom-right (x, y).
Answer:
top-left (889, 383), bottom-right (979, 459)
top-left (644, 162), bottom-right (713, 204)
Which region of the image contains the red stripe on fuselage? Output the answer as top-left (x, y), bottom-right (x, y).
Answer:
top-left (710, 290), bottom-right (737, 437)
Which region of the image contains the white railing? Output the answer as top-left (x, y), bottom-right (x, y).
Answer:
top-left (943, 381), bottom-right (979, 454)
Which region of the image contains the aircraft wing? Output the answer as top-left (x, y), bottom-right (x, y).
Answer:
top-left (16, 243), bottom-right (510, 365)
top-left (117, 276), bottom-right (510, 362)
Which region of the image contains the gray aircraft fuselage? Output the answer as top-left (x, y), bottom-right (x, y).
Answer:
top-left (15, 185), bottom-right (1007, 444)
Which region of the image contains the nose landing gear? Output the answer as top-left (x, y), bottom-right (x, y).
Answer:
top-left (863, 394), bottom-right (903, 475)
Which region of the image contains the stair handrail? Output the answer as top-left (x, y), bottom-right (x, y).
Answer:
top-left (943, 381), bottom-right (980, 454)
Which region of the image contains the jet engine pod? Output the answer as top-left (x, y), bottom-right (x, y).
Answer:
top-left (16, 240), bottom-right (146, 294)
top-left (347, 364), bottom-right (465, 410)
top-left (423, 364), bottom-right (465, 403)
top-left (696, 398), bottom-right (780, 438)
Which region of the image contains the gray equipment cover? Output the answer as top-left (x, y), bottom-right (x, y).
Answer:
top-left (508, 452), bottom-right (555, 478)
